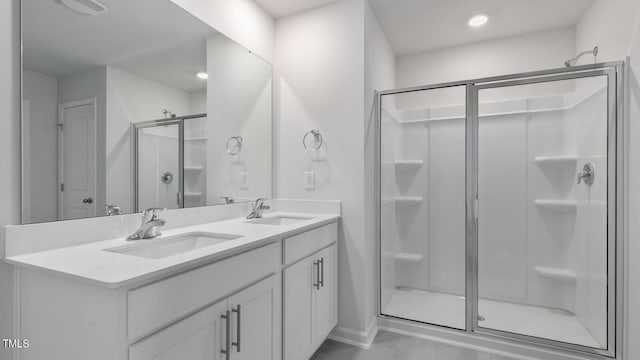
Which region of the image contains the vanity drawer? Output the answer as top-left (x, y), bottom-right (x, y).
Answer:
top-left (127, 242), bottom-right (280, 340)
top-left (283, 222), bottom-right (337, 265)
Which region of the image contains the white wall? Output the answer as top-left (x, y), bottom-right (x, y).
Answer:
top-left (106, 66), bottom-right (191, 213)
top-left (576, 0), bottom-right (640, 65)
top-left (58, 67), bottom-right (108, 218)
top-left (275, 0), bottom-right (372, 341)
top-left (22, 70), bottom-right (58, 223)
top-left (0, 0), bottom-right (21, 353)
top-left (365, 0), bottom-right (396, 334)
top-left (189, 90), bottom-right (207, 114)
top-left (396, 27), bottom-right (576, 108)
top-left (206, 33), bottom-right (272, 205)
top-left (170, 0), bottom-right (275, 63)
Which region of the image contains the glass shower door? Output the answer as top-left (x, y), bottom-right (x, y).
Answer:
top-left (379, 85), bottom-right (467, 330)
top-left (474, 70), bottom-right (616, 353)
top-left (136, 122), bottom-right (182, 211)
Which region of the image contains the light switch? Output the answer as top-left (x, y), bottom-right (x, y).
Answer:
top-left (240, 172), bottom-right (249, 189)
top-left (304, 171), bottom-right (315, 190)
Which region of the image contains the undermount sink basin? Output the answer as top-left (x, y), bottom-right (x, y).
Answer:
top-left (105, 232), bottom-right (243, 259)
top-left (245, 215), bottom-right (313, 226)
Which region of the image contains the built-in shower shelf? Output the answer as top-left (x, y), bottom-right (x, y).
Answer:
top-left (534, 155), bottom-right (578, 168)
top-left (394, 253), bottom-right (424, 263)
top-left (184, 166), bottom-right (204, 172)
top-left (184, 192), bottom-right (204, 198)
top-left (383, 196), bottom-right (424, 206)
top-left (535, 266), bottom-right (577, 282)
top-left (534, 199), bottom-right (577, 213)
top-left (393, 160), bottom-right (423, 170)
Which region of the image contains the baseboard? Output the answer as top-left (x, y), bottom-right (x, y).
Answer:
top-left (328, 318), bottom-right (378, 349)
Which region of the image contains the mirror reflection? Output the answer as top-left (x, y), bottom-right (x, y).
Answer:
top-left (21, 0), bottom-right (273, 224)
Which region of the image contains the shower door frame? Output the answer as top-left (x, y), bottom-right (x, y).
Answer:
top-left (375, 61), bottom-right (624, 359)
top-left (132, 113), bottom-right (206, 212)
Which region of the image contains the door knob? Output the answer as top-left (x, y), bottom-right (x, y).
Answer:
top-left (82, 197), bottom-right (93, 204)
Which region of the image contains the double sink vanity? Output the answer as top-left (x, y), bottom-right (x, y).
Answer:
top-left (3, 200), bottom-right (340, 360)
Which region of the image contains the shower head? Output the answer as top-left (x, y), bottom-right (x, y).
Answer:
top-left (564, 46), bottom-right (598, 67)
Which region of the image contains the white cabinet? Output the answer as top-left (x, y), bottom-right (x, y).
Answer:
top-left (227, 274), bottom-right (281, 360)
top-left (284, 243), bottom-right (338, 360)
top-left (315, 245), bottom-right (337, 341)
top-left (129, 300), bottom-right (226, 360)
top-left (130, 275), bottom-right (280, 360)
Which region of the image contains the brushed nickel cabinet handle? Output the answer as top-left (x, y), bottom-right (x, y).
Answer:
top-left (313, 260), bottom-right (320, 290)
top-left (221, 310), bottom-right (231, 360)
top-left (319, 257), bottom-right (324, 288)
top-left (232, 305), bottom-right (241, 352)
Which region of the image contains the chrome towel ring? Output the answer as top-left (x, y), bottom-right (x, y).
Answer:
top-left (226, 136), bottom-right (243, 155)
top-left (303, 129), bottom-right (323, 151)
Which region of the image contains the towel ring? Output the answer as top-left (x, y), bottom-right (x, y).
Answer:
top-left (303, 129), bottom-right (323, 151)
top-left (226, 136), bottom-right (243, 155)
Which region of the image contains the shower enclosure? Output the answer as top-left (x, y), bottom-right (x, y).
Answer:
top-left (134, 114), bottom-right (208, 211)
top-left (376, 62), bottom-right (623, 358)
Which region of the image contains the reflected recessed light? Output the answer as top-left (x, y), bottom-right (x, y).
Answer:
top-left (468, 14), bottom-right (489, 27)
top-left (196, 72), bottom-right (208, 80)
top-left (52, 0), bottom-right (107, 16)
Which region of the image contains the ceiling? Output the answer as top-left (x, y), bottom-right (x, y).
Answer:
top-left (367, 0), bottom-right (594, 55)
top-left (23, 0), bottom-right (215, 91)
top-left (255, 0), bottom-right (338, 18)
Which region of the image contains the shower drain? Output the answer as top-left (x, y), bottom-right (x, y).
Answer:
top-left (478, 315), bottom-right (486, 321)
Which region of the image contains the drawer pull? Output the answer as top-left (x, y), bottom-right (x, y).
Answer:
top-left (319, 257), bottom-right (324, 288)
top-left (313, 260), bottom-right (320, 290)
top-left (221, 310), bottom-right (231, 360)
top-left (232, 305), bottom-right (241, 352)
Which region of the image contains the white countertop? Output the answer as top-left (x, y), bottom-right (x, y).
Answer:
top-left (4, 212), bottom-right (339, 289)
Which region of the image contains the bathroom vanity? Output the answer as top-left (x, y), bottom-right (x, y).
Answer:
top-left (4, 202), bottom-right (339, 360)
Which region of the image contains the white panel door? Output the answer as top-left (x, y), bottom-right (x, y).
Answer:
top-left (314, 244), bottom-right (338, 343)
top-left (228, 275), bottom-right (280, 360)
top-left (129, 299), bottom-right (227, 360)
top-left (60, 99), bottom-right (96, 220)
top-left (283, 257), bottom-right (316, 360)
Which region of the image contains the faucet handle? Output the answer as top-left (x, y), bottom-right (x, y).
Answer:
top-left (142, 207), bottom-right (167, 221)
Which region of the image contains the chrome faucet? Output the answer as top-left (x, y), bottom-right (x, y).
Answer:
top-left (106, 204), bottom-right (122, 216)
top-left (577, 162), bottom-right (595, 186)
top-left (127, 208), bottom-right (167, 241)
top-left (247, 198), bottom-right (270, 219)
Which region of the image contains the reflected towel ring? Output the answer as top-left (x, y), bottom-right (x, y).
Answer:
top-left (226, 136), bottom-right (243, 155)
top-left (303, 129), bottom-right (323, 151)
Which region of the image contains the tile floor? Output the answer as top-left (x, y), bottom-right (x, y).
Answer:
top-left (311, 331), bottom-right (518, 360)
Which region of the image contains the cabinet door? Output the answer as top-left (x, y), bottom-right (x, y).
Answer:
top-left (283, 256), bottom-right (317, 360)
top-left (315, 244), bottom-right (338, 344)
top-left (129, 299), bottom-right (227, 360)
top-left (228, 275), bottom-right (281, 360)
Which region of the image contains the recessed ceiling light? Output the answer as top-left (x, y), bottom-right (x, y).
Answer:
top-left (52, 0), bottom-right (107, 16)
top-left (196, 72), bottom-right (208, 80)
top-left (468, 14), bottom-right (489, 27)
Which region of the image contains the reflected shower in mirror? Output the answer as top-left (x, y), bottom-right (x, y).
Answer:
top-left (21, 0), bottom-right (272, 224)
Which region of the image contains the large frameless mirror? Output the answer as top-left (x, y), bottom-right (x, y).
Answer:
top-left (21, 0), bottom-right (273, 224)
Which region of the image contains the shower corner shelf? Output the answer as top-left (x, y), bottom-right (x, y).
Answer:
top-left (394, 253), bottom-right (424, 263)
top-left (535, 266), bottom-right (577, 282)
top-left (184, 192), bottom-right (204, 198)
top-left (533, 155), bottom-right (578, 168)
top-left (382, 196), bottom-right (424, 206)
top-left (534, 199), bottom-right (577, 213)
top-left (393, 160), bottom-right (423, 170)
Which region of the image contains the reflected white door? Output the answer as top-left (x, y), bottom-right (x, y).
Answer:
top-left (59, 99), bottom-right (97, 220)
